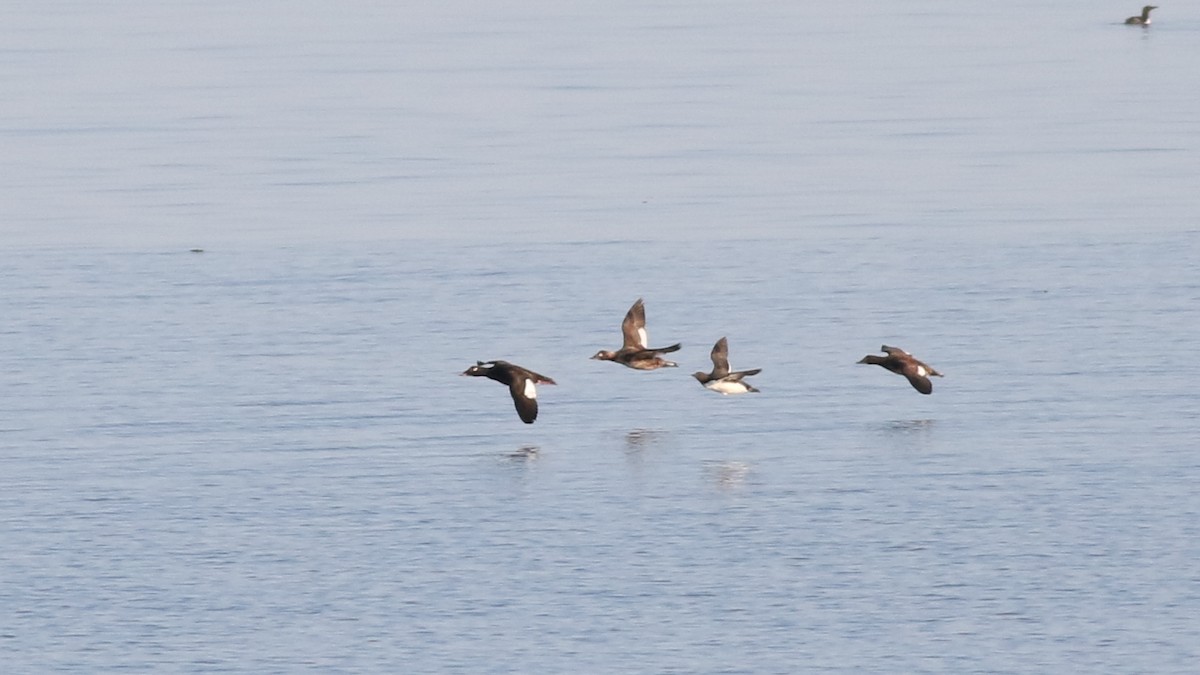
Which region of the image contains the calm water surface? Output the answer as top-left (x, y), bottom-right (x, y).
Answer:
top-left (2, 1), bottom-right (1199, 673)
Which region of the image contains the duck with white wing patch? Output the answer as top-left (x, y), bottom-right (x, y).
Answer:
top-left (591, 298), bottom-right (681, 370)
top-left (461, 360), bottom-right (556, 424)
top-left (692, 337), bottom-right (761, 394)
top-left (857, 345), bottom-right (942, 395)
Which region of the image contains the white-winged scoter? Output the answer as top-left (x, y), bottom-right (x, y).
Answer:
top-left (461, 360), bottom-right (556, 423)
top-left (857, 345), bottom-right (943, 395)
top-left (590, 298), bottom-right (681, 370)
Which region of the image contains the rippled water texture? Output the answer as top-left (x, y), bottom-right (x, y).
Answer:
top-left (2, 1), bottom-right (1199, 672)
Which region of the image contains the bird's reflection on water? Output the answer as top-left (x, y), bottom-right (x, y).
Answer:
top-left (706, 460), bottom-right (750, 491)
top-left (884, 419), bottom-right (936, 434)
top-left (503, 445), bottom-right (540, 462)
top-left (874, 419), bottom-right (938, 455)
top-left (621, 428), bottom-right (668, 472)
top-left (625, 428), bottom-right (666, 449)
top-left (624, 429), bottom-right (667, 454)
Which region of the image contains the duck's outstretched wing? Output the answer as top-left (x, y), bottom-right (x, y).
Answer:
top-left (649, 342), bottom-right (681, 355)
top-left (903, 372), bottom-right (933, 395)
top-left (508, 376), bottom-right (540, 423)
top-left (728, 368), bottom-right (762, 380)
top-left (710, 337), bottom-right (730, 378)
top-left (621, 298), bottom-right (648, 349)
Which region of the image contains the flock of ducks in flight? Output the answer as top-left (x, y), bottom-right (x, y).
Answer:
top-left (464, 6), bottom-right (1162, 424)
top-left (462, 299), bottom-right (942, 424)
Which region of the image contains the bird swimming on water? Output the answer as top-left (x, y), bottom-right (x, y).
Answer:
top-left (692, 337), bottom-right (761, 395)
top-left (461, 360), bottom-right (556, 424)
top-left (857, 345), bottom-right (943, 395)
top-left (591, 298), bottom-right (681, 370)
top-left (1125, 5), bottom-right (1157, 24)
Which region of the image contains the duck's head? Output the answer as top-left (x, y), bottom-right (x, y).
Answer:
top-left (591, 350), bottom-right (616, 361)
top-left (461, 362), bottom-right (489, 376)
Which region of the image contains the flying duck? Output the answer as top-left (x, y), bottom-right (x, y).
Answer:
top-left (461, 360), bottom-right (556, 423)
top-left (1125, 5), bottom-right (1157, 24)
top-left (692, 337), bottom-right (761, 394)
top-left (590, 298), bottom-right (681, 370)
top-left (857, 345), bottom-right (943, 395)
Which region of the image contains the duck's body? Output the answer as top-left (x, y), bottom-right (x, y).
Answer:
top-left (857, 345), bottom-right (942, 395)
top-left (461, 360), bottom-right (556, 423)
top-left (692, 337), bottom-right (761, 394)
top-left (1125, 5), bottom-right (1157, 24)
top-left (594, 347), bottom-right (681, 370)
top-left (591, 298), bottom-right (681, 370)
top-left (699, 377), bottom-right (760, 395)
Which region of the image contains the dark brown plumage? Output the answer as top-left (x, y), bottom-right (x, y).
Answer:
top-left (691, 337), bottom-right (761, 394)
top-left (590, 298), bottom-right (681, 370)
top-left (461, 360), bottom-right (556, 423)
top-left (1125, 5), bottom-right (1157, 24)
top-left (857, 345), bottom-right (943, 395)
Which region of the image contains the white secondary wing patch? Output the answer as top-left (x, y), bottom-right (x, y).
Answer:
top-left (637, 327), bottom-right (648, 348)
top-left (523, 379), bottom-right (537, 399)
top-left (916, 365), bottom-right (927, 377)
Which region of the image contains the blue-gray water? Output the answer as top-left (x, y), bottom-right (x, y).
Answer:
top-left (3, 2), bottom-right (1199, 673)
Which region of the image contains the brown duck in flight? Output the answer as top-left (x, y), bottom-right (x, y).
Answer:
top-left (591, 298), bottom-right (681, 370)
top-left (857, 345), bottom-right (943, 395)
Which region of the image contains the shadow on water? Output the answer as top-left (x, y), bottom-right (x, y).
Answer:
top-left (883, 419), bottom-right (936, 434)
top-left (503, 445), bottom-right (540, 462)
top-left (871, 419), bottom-right (939, 456)
top-left (705, 460), bottom-right (750, 491)
top-left (621, 429), bottom-right (669, 472)
top-left (624, 429), bottom-right (667, 453)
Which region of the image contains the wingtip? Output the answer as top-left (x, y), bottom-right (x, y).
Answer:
top-left (909, 377), bottom-right (933, 395)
